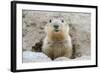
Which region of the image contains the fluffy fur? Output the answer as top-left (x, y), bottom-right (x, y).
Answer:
top-left (42, 16), bottom-right (72, 60)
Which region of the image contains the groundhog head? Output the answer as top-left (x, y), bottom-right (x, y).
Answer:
top-left (45, 16), bottom-right (70, 41)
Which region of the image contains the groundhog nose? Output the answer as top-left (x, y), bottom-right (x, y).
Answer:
top-left (54, 25), bottom-right (59, 29)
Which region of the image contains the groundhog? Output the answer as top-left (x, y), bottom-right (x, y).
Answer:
top-left (42, 16), bottom-right (72, 60)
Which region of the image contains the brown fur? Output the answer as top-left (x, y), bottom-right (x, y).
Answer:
top-left (42, 17), bottom-right (72, 60)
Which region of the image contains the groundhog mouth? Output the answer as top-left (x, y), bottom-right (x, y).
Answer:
top-left (54, 29), bottom-right (60, 32)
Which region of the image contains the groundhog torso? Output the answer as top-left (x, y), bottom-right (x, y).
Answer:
top-left (47, 41), bottom-right (71, 59)
top-left (42, 35), bottom-right (72, 60)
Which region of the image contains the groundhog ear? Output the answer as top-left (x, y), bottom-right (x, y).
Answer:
top-left (61, 20), bottom-right (64, 23)
top-left (49, 19), bottom-right (52, 23)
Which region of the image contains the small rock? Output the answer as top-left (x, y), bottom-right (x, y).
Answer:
top-left (23, 51), bottom-right (51, 63)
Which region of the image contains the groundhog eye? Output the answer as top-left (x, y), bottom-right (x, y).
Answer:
top-left (61, 20), bottom-right (64, 23)
top-left (49, 19), bottom-right (52, 23)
